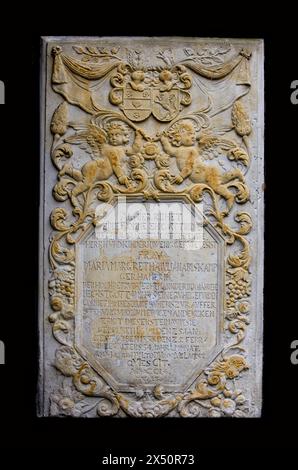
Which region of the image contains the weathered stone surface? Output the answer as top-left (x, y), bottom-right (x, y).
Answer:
top-left (39, 37), bottom-right (264, 418)
top-left (75, 199), bottom-right (225, 392)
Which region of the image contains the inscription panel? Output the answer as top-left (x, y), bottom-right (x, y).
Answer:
top-left (75, 200), bottom-right (224, 391)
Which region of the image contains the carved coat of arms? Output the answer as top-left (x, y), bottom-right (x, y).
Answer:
top-left (109, 65), bottom-right (192, 122)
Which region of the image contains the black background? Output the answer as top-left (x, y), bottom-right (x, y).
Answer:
top-left (0, 9), bottom-right (297, 463)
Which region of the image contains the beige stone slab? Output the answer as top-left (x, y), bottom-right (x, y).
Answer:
top-left (39, 37), bottom-right (264, 418)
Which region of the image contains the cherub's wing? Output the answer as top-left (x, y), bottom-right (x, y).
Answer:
top-left (198, 132), bottom-right (221, 149)
top-left (64, 123), bottom-right (107, 159)
top-left (197, 132), bottom-right (222, 160)
top-left (198, 131), bottom-right (249, 166)
top-left (198, 123), bottom-right (239, 152)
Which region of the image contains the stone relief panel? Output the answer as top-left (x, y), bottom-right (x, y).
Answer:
top-left (39, 37), bottom-right (264, 418)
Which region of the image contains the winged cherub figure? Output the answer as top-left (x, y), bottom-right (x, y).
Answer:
top-left (59, 121), bottom-right (143, 206)
top-left (160, 120), bottom-right (246, 213)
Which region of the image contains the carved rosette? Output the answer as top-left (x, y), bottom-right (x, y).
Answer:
top-left (47, 41), bottom-right (255, 418)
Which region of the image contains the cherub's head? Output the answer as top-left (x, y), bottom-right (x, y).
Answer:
top-left (159, 69), bottom-right (173, 83)
top-left (105, 121), bottom-right (130, 146)
top-left (168, 120), bottom-right (196, 147)
top-left (131, 70), bottom-right (145, 83)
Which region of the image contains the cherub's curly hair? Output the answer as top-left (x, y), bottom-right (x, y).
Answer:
top-left (105, 121), bottom-right (130, 142)
top-left (167, 119), bottom-right (196, 146)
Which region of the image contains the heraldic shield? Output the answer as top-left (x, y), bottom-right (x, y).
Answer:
top-left (121, 87), bottom-right (180, 122)
top-left (152, 88), bottom-right (180, 121)
top-left (122, 88), bottom-right (151, 121)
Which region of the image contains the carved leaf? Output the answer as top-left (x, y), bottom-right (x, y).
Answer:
top-left (50, 208), bottom-right (68, 231)
top-left (65, 123), bottom-right (107, 159)
top-left (51, 240), bottom-right (75, 265)
top-left (235, 212), bottom-right (252, 235)
top-left (228, 146), bottom-right (250, 166)
top-left (86, 46), bottom-right (98, 55)
top-left (232, 101), bottom-right (252, 137)
top-left (53, 179), bottom-right (72, 201)
top-left (73, 46), bottom-right (85, 54)
top-left (50, 102), bottom-right (68, 136)
top-left (55, 346), bottom-right (84, 376)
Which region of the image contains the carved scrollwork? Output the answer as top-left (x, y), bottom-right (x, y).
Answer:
top-left (178, 353), bottom-right (249, 417)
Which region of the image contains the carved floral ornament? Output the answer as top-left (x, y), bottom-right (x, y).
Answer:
top-left (48, 42), bottom-right (254, 417)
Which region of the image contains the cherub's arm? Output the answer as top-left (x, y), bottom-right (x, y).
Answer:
top-left (160, 135), bottom-right (179, 158)
top-left (171, 150), bottom-right (195, 184)
top-left (126, 129), bottom-right (144, 156)
top-left (109, 149), bottom-right (130, 186)
top-left (179, 152), bottom-right (195, 179)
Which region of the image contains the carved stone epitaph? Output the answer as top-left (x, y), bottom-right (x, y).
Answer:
top-left (39, 37), bottom-right (264, 417)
